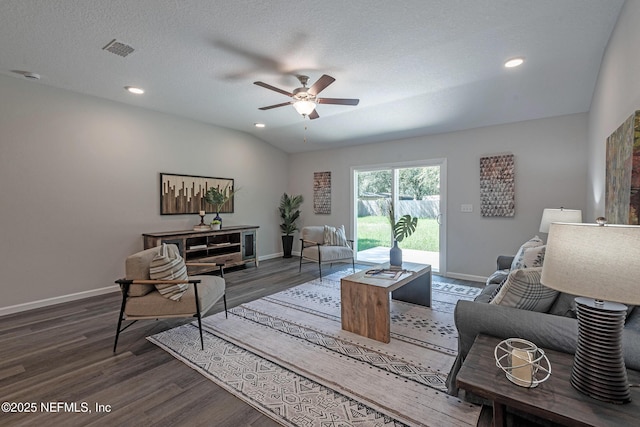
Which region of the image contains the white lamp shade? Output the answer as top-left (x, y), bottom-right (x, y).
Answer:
top-left (293, 100), bottom-right (316, 116)
top-left (541, 222), bottom-right (640, 305)
top-left (539, 208), bottom-right (582, 233)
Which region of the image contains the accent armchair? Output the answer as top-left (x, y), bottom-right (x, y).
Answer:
top-left (113, 244), bottom-right (227, 352)
top-left (299, 225), bottom-right (355, 278)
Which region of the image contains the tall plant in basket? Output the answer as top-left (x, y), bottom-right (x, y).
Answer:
top-left (279, 193), bottom-right (304, 258)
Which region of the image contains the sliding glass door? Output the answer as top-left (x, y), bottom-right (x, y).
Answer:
top-left (355, 169), bottom-right (393, 254)
top-left (353, 160), bottom-right (446, 272)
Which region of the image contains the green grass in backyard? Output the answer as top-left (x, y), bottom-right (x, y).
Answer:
top-left (356, 216), bottom-right (439, 252)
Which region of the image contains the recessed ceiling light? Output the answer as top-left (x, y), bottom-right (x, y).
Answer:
top-left (125, 86), bottom-right (144, 94)
top-left (504, 57), bottom-right (525, 68)
top-left (254, 123), bottom-right (266, 128)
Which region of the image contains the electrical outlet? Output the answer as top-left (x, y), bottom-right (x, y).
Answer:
top-left (461, 204), bottom-right (473, 213)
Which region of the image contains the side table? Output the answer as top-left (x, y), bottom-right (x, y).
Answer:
top-left (456, 334), bottom-right (640, 427)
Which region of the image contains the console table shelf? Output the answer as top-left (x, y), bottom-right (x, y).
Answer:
top-left (143, 225), bottom-right (258, 273)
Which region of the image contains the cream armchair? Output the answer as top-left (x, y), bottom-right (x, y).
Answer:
top-left (113, 245), bottom-right (227, 352)
top-left (299, 225), bottom-right (355, 278)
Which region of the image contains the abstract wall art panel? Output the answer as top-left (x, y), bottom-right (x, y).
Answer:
top-left (160, 173), bottom-right (235, 215)
top-left (313, 171), bottom-right (331, 214)
top-left (480, 154), bottom-right (515, 217)
top-left (606, 111), bottom-right (640, 224)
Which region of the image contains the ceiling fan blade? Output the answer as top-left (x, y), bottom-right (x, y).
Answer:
top-left (308, 74), bottom-right (335, 96)
top-left (317, 97), bottom-right (360, 106)
top-left (259, 101), bottom-right (293, 110)
top-left (254, 81), bottom-right (293, 97)
top-left (308, 109), bottom-right (320, 120)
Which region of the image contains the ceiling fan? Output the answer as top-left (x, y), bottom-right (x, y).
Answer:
top-left (254, 74), bottom-right (359, 119)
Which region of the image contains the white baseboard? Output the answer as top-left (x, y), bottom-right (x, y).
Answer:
top-left (441, 272), bottom-right (487, 283)
top-left (0, 285), bottom-right (120, 317)
top-left (258, 252), bottom-right (283, 261)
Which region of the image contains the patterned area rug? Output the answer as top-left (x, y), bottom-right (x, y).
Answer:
top-left (149, 271), bottom-right (482, 427)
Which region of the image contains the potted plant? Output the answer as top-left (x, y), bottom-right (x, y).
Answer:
top-left (386, 200), bottom-right (418, 266)
top-left (204, 184), bottom-right (238, 226)
top-left (210, 219), bottom-right (221, 230)
top-left (279, 193), bottom-right (304, 258)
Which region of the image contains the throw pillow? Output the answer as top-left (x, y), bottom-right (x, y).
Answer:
top-left (324, 225), bottom-right (348, 246)
top-left (486, 269), bottom-right (510, 287)
top-left (511, 236), bottom-right (544, 270)
top-left (149, 243), bottom-right (189, 301)
top-left (519, 245), bottom-right (546, 268)
top-left (490, 267), bottom-right (559, 312)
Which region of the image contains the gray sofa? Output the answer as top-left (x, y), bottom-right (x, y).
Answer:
top-left (446, 256), bottom-right (640, 398)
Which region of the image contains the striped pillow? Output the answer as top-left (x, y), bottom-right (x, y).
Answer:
top-left (149, 244), bottom-right (189, 301)
top-left (323, 225), bottom-right (348, 246)
top-left (490, 267), bottom-right (558, 312)
top-left (324, 225), bottom-right (347, 246)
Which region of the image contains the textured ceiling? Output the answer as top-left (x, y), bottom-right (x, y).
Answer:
top-left (0, 0), bottom-right (624, 153)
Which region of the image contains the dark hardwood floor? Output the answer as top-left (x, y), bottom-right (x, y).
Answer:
top-left (0, 257), bottom-right (479, 427)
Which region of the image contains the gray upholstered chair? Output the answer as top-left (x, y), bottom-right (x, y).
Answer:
top-left (299, 225), bottom-right (355, 278)
top-left (113, 245), bottom-right (227, 352)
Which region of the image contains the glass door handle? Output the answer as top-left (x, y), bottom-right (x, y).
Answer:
top-left (436, 213), bottom-right (442, 225)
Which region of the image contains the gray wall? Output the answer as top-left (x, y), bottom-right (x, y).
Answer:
top-left (587, 0), bottom-right (640, 221)
top-left (289, 113), bottom-right (588, 280)
top-left (0, 74), bottom-right (289, 312)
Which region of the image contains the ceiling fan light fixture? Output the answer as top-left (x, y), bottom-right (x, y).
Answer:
top-left (255, 74), bottom-right (358, 121)
top-left (504, 57), bottom-right (525, 68)
top-left (293, 100), bottom-right (316, 116)
top-left (125, 86), bottom-right (144, 94)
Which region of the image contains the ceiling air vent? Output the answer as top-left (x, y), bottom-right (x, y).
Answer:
top-left (102, 39), bottom-right (135, 57)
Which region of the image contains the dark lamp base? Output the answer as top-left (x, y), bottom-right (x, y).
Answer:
top-left (572, 297), bottom-right (630, 404)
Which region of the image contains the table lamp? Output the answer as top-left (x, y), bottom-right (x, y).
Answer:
top-left (541, 220), bottom-right (640, 404)
top-left (539, 208), bottom-right (582, 233)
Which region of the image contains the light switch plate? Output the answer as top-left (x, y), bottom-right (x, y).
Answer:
top-left (461, 204), bottom-right (473, 213)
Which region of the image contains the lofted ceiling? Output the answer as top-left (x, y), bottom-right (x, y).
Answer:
top-left (0, 0), bottom-right (625, 153)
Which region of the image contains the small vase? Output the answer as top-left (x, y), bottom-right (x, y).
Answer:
top-left (214, 212), bottom-right (222, 227)
top-left (390, 240), bottom-right (402, 267)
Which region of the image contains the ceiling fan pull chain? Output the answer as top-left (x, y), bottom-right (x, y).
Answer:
top-left (304, 122), bottom-right (308, 143)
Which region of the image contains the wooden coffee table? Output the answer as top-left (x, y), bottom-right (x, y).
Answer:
top-left (456, 334), bottom-right (640, 427)
top-left (340, 262), bottom-right (431, 343)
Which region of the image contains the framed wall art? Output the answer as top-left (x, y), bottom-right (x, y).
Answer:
top-left (605, 111), bottom-right (640, 225)
top-left (313, 171), bottom-right (331, 214)
top-left (160, 173), bottom-right (235, 215)
top-left (480, 153), bottom-right (515, 217)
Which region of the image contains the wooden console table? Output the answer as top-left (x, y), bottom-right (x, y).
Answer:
top-left (143, 225), bottom-right (258, 274)
top-left (340, 262), bottom-right (431, 343)
top-left (456, 334), bottom-right (640, 427)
